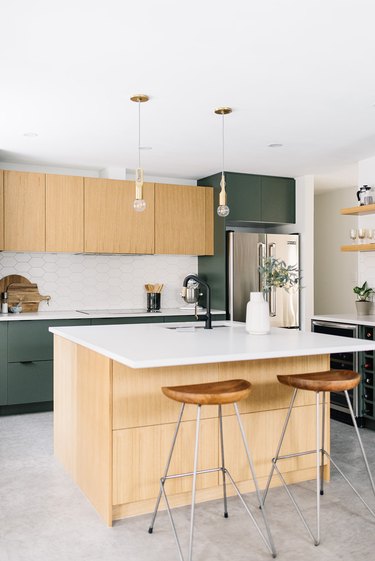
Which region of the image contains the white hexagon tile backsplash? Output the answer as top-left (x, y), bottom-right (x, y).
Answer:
top-left (0, 253), bottom-right (198, 311)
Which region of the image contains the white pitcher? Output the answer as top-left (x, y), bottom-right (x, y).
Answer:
top-left (245, 292), bottom-right (271, 335)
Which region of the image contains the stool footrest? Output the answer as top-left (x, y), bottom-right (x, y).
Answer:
top-left (162, 466), bottom-right (223, 481)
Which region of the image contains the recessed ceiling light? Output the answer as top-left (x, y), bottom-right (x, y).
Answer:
top-left (268, 143), bottom-right (283, 148)
top-left (23, 132), bottom-right (38, 137)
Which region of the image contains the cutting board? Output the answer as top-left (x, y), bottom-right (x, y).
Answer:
top-left (0, 275), bottom-right (51, 312)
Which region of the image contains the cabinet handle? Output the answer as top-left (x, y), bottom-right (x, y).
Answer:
top-left (20, 361), bottom-right (34, 364)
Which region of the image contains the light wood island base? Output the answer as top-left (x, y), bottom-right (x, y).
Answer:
top-left (54, 335), bottom-right (330, 526)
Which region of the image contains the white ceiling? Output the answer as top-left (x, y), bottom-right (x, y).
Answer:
top-left (1, 0), bottom-right (375, 188)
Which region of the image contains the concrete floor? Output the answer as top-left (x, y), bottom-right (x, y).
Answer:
top-left (0, 413), bottom-right (375, 561)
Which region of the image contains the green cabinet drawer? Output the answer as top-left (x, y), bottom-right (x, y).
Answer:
top-left (7, 360), bottom-right (53, 405)
top-left (8, 319), bottom-right (90, 362)
top-left (0, 323), bottom-right (7, 406)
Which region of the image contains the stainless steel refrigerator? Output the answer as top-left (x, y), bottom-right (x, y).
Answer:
top-left (227, 231), bottom-right (300, 327)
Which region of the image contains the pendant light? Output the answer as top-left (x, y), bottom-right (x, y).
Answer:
top-left (214, 106), bottom-right (232, 218)
top-left (130, 94), bottom-right (149, 212)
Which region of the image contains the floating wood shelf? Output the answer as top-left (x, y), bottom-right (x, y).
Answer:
top-left (341, 244), bottom-right (375, 252)
top-left (340, 204), bottom-right (375, 215)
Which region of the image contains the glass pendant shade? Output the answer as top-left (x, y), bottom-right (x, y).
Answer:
top-left (217, 172), bottom-right (230, 217)
top-left (133, 167), bottom-right (146, 212)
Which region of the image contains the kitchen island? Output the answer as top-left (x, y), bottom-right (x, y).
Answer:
top-left (50, 321), bottom-right (375, 526)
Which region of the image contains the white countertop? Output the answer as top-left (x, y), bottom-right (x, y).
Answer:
top-left (312, 314), bottom-right (375, 327)
top-left (49, 321), bottom-right (375, 369)
top-left (0, 307), bottom-right (225, 322)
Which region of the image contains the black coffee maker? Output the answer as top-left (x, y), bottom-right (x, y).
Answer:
top-left (357, 185), bottom-right (373, 206)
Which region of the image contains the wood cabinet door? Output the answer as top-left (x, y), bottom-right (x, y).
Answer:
top-left (46, 174), bottom-right (84, 252)
top-left (0, 171), bottom-right (3, 250)
top-left (84, 178), bottom-right (154, 254)
top-left (155, 183), bottom-right (213, 255)
top-left (4, 171), bottom-right (46, 251)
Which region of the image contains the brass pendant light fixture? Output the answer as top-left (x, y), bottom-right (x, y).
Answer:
top-left (214, 106), bottom-right (232, 218)
top-left (130, 94), bottom-right (149, 212)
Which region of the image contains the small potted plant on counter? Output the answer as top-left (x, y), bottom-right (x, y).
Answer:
top-left (353, 281), bottom-right (374, 316)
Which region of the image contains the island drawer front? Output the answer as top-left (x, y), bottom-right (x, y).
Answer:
top-left (112, 356), bottom-right (328, 430)
top-left (112, 418), bottom-right (219, 505)
top-left (7, 360), bottom-right (53, 404)
top-left (112, 362), bottom-right (221, 429)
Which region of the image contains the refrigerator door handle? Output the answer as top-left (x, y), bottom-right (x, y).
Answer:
top-left (267, 243), bottom-right (276, 316)
top-left (257, 242), bottom-right (266, 291)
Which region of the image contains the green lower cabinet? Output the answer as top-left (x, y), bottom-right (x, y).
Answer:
top-left (7, 361), bottom-right (53, 405)
top-left (0, 323), bottom-right (7, 406)
top-left (91, 316), bottom-right (162, 325)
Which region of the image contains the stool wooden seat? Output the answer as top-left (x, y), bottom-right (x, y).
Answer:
top-left (149, 377), bottom-right (276, 559)
top-left (263, 369), bottom-right (375, 547)
top-left (277, 370), bottom-right (360, 393)
top-left (162, 379), bottom-right (251, 405)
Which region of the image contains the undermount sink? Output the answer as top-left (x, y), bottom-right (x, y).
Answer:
top-left (165, 324), bottom-right (227, 330)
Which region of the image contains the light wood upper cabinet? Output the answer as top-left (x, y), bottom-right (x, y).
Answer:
top-left (84, 178), bottom-right (154, 254)
top-left (155, 183), bottom-right (213, 255)
top-left (4, 171), bottom-right (46, 252)
top-left (0, 171), bottom-right (3, 250)
top-left (46, 174), bottom-right (84, 252)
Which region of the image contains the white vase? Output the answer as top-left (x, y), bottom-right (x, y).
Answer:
top-left (245, 292), bottom-right (271, 335)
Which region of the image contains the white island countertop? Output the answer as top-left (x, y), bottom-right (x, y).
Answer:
top-left (49, 321), bottom-right (375, 369)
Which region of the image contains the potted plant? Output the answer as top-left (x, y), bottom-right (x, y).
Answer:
top-left (353, 281), bottom-right (374, 316)
top-left (259, 257), bottom-right (300, 293)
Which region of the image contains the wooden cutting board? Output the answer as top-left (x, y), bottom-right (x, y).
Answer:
top-left (0, 275), bottom-right (51, 312)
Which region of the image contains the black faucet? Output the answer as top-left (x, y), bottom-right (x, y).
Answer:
top-left (182, 274), bottom-right (212, 329)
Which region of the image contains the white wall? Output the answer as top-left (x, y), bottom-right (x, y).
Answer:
top-left (314, 187), bottom-right (357, 314)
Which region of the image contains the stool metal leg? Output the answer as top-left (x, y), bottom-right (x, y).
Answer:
top-left (320, 392), bottom-right (326, 496)
top-left (262, 388), bottom-right (298, 505)
top-left (148, 403), bottom-right (185, 534)
top-left (315, 391), bottom-right (321, 546)
top-left (218, 404), bottom-right (229, 518)
top-left (345, 390), bottom-right (375, 497)
top-left (263, 386), bottom-right (375, 548)
top-left (233, 403), bottom-right (277, 558)
top-left (188, 404), bottom-right (201, 561)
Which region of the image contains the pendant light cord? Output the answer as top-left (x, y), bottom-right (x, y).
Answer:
top-left (138, 100), bottom-right (141, 169)
top-left (222, 113), bottom-right (225, 175)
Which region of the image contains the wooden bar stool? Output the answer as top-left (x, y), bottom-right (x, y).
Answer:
top-left (262, 370), bottom-right (375, 546)
top-left (148, 379), bottom-right (277, 561)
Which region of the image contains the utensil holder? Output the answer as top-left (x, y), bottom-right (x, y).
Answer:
top-left (147, 292), bottom-right (161, 312)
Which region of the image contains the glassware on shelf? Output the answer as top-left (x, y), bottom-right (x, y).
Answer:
top-left (358, 228), bottom-right (366, 243)
top-left (350, 228), bottom-right (358, 244)
top-left (367, 229), bottom-right (375, 243)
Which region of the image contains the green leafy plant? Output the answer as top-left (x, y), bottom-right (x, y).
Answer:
top-left (258, 257), bottom-right (300, 292)
top-left (353, 281), bottom-right (374, 302)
